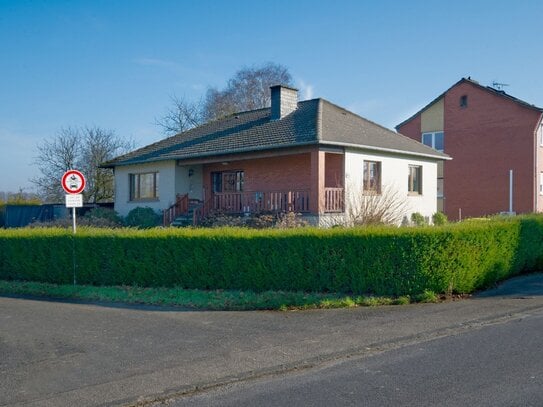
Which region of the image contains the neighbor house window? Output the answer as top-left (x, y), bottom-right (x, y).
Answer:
top-left (363, 161), bottom-right (381, 194)
top-left (460, 95), bottom-right (468, 108)
top-left (408, 165), bottom-right (422, 195)
top-left (540, 172), bottom-right (543, 195)
top-left (130, 172), bottom-right (159, 201)
top-left (422, 131), bottom-right (444, 152)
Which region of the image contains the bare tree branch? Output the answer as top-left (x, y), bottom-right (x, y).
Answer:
top-left (345, 184), bottom-right (409, 226)
top-left (203, 62), bottom-right (293, 122)
top-left (31, 126), bottom-right (133, 203)
top-left (155, 95), bottom-right (204, 136)
top-left (156, 63), bottom-right (294, 132)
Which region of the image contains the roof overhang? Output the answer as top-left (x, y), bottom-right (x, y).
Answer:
top-left (319, 141), bottom-right (451, 161)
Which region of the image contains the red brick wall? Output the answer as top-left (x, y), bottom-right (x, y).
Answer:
top-left (202, 150), bottom-right (346, 214)
top-left (203, 153), bottom-right (312, 199)
top-left (397, 114), bottom-right (422, 143)
top-left (399, 81), bottom-right (541, 220)
top-left (325, 153), bottom-right (344, 188)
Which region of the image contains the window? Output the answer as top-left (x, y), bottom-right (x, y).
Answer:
top-left (460, 95), bottom-right (468, 108)
top-left (130, 172), bottom-right (159, 201)
top-left (212, 171), bottom-right (244, 193)
top-left (363, 161), bottom-right (381, 194)
top-left (422, 131), bottom-right (444, 152)
top-left (408, 165), bottom-right (422, 195)
top-left (540, 172), bottom-right (543, 195)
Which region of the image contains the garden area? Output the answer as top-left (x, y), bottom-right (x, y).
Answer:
top-left (1, 208), bottom-right (542, 310)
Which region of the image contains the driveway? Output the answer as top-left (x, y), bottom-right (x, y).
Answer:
top-left (1, 273), bottom-right (542, 407)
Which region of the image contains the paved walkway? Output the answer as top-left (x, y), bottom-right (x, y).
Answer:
top-left (1, 273), bottom-right (542, 407)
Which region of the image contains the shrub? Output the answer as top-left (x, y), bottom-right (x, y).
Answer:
top-left (411, 212), bottom-right (427, 226)
top-left (83, 207), bottom-right (123, 228)
top-left (124, 207), bottom-right (161, 228)
top-left (346, 185), bottom-right (408, 226)
top-left (199, 211), bottom-right (246, 228)
top-left (275, 212), bottom-right (308, 228)
top-left (246, 213), bottom-right (276, 229)
top-left (432, 212), bottom-right (448, 226)
top-left (1, 215), bottom-right (542, 296)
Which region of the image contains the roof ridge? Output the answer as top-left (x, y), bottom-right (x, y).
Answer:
top-left (316, 99), bottom-right (323, 140)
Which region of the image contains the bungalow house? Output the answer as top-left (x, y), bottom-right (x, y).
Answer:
top-left (104, 86), bottom-right (449, 226)
top-left (396, 78), bottom-right (543, 220)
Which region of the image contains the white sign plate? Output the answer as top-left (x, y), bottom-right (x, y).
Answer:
top-left (65, 194), bottom-right (83, 208)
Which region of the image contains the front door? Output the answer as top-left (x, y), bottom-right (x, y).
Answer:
top-left (211, 171), bottom-right (245, 212)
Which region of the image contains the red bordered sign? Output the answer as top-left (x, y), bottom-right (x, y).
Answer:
top-left (61, 170), bottom-right (86, 194)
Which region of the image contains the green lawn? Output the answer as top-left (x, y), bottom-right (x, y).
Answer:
top-left (0, 280), bottom-right (437, 311)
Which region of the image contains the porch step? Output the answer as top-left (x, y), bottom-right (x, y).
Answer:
top-left (170, 200), bottom-right (203, 227)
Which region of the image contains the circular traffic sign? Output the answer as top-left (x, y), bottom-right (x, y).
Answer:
top-left (62, 170), bottom-right (86, 194)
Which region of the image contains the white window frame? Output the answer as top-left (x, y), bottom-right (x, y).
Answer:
top-left (363, 160), bottom-right (382, 194)
top-left (408, 165), bottom-right (423, 195)
top-left (129, 172), bottom-right (159, 201)
top-left (422, 131), bottom-right (444, 152)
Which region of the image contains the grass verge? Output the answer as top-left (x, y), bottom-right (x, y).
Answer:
top-left (0, 280), bottom-right (440, 311)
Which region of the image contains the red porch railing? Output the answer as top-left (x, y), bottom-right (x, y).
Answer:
top-left (163, 194), bottom-right (189, 226)
top-left (210, 191), bottom-right (309, 214)
top-left (324, 187), bottom-right (344, 213)
top-left (210, 188), bottom-right (344, 215)
top-left (167, 188), bottom-right (345, 226)
top-left (212, 190), bottom-right (310, 214)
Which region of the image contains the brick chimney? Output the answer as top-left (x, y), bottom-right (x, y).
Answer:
top-left (270, 85), bottom-right (298, 120)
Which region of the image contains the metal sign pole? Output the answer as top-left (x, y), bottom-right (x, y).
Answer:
top-left (61, 170), bottom-right (86, 287)
top-left (72, 207), bottom-right (77, 234)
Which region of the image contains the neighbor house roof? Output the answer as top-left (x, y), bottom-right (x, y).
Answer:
top-left (396, 77), bottom-right (543, 130)
top-left (104, 98), bottom-right (449, 168)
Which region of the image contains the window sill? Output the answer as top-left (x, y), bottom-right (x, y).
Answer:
top-left (408, 193), bottom-right (422, 197)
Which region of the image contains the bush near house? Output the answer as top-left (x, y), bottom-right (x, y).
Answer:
top-left (0, 216), bottom-right (542, 296)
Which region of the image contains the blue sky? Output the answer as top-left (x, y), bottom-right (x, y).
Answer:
top-left (1, 0), bottom-right (542, 192)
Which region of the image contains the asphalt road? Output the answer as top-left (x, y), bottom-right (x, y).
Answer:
top-left (1, 273), bottom-right (542, 407)
top-left (176, 309), bottom-right (543, 407)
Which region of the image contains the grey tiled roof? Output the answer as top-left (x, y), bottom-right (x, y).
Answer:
top-left (104, 98), bottom-right (448, 167)
top-left (319, 100), bottom-right (449, 158)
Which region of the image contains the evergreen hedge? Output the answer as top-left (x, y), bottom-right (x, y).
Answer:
top-left (1, 216), bottom-right (542, 296)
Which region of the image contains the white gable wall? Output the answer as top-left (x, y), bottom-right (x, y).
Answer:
top-left (344, 149), bottom-right (438, 224)
top-left (114, 161), bottom-right (205, 218)
top-left (114, 160), bottom-right (177, 217)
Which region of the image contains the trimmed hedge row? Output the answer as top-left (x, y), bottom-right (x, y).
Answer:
top-left (1, 216), bottom-right (543, 296)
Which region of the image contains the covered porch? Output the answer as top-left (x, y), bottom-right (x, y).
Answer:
top-left (163, 147), bottom-right (345, 226)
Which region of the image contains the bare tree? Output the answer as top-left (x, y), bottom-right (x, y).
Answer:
top-left (345, 184), bottom-right (409, 226)
top-left (32, 128), bottom-right (80, 203)
top-left (32, 126), bottom-right (133, 203)
top-left (79, 126), bottom-right (134, 203)
top-left (156, 62), bottom-right (294, 135)
top-left (154, 95), bottom-right (204, 135)
top-left (203, 62), bottom-right (293, 121)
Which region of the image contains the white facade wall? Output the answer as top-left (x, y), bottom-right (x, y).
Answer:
top-left (344, 149), bottom-right (438, 224)
top-left (114, 161), bottom-right (204, 217)
top-left (175, 164), bottom-right (203, 201)
top-left (113, 161), bottom-right (168, 217)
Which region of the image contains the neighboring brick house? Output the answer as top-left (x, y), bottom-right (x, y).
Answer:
top-left (397, 78), bottom-right (543, 220)
top-left (104, 85), bottom-right (448, 226)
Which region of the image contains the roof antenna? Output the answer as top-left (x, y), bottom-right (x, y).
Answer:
top-left (491, 81), bottom-right (509, 91)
